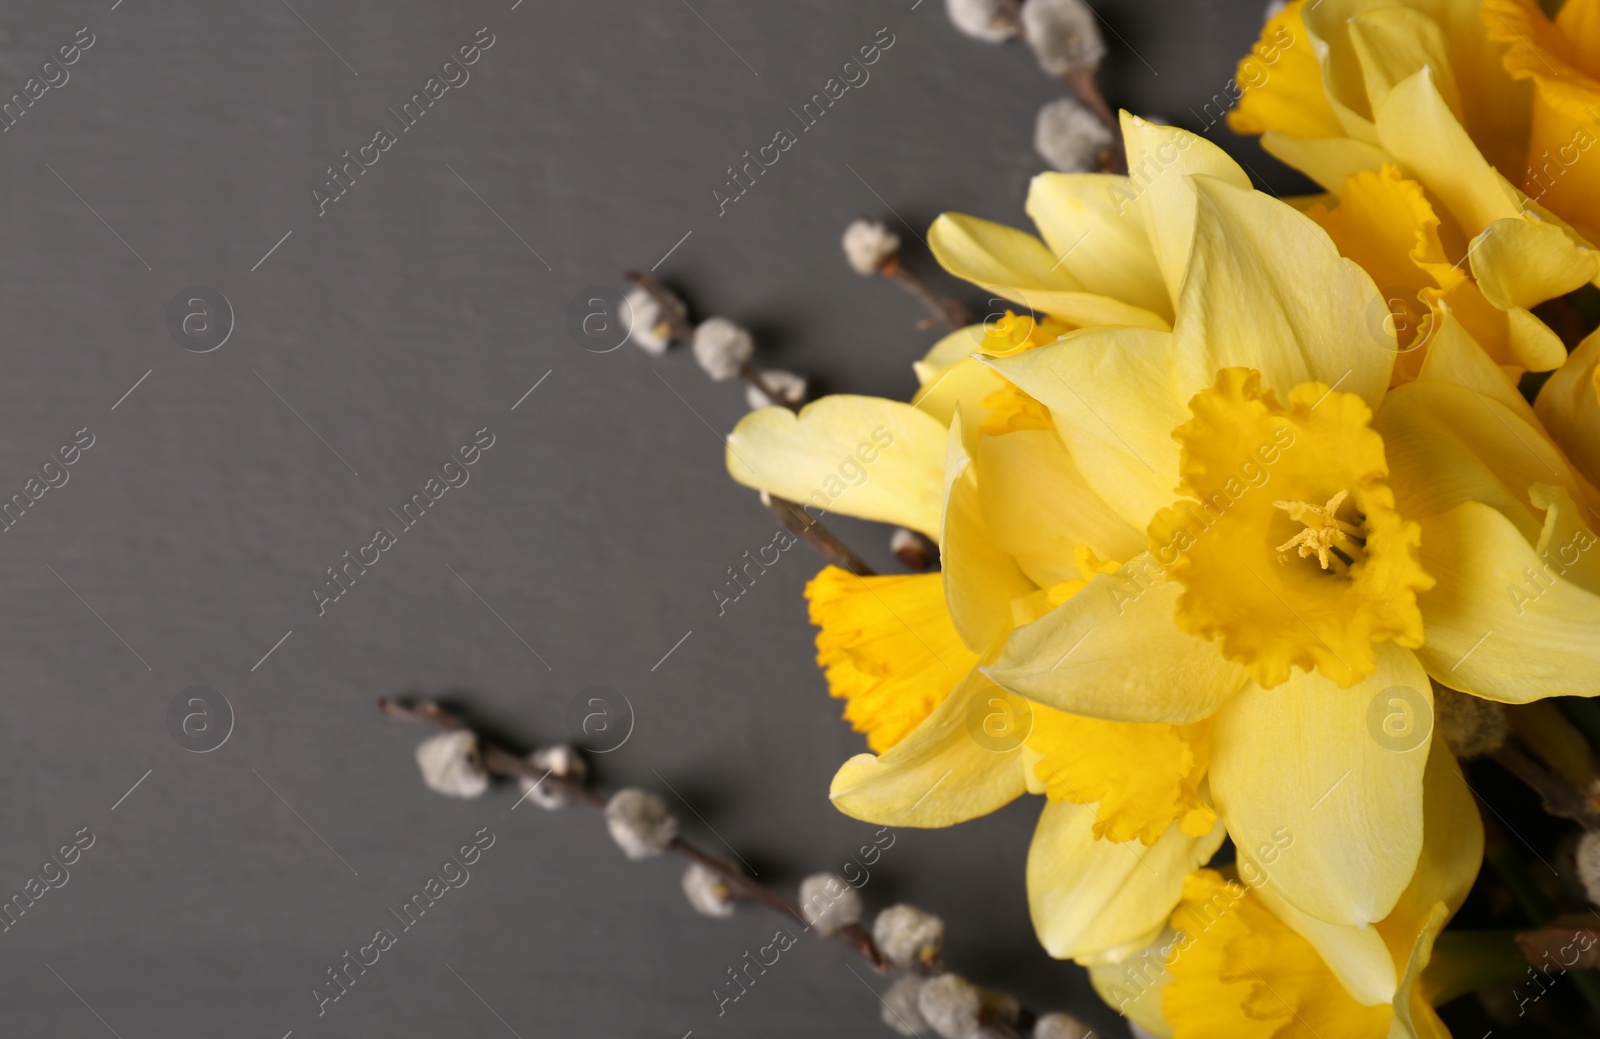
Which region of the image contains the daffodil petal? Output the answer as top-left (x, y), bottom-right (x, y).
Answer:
top-left (942, 415), bottom-right (1034, 653)
top-left (1535, 328), bottom-right (1600, 487)
top-left (975, 428), bottom-right (1145, 588)
top-left (1378, 736), bottom-right (1483, 955)
top-left (1026, 172), bottom-right (1171, 321)
top-left (1348, 6), bottom-right (1464, 122)
top-left (986, 554), bottom-right (1247, 725)
top-left (1177, 175), bottom-right (1395, 408)
top-left (1210, 642), bottom-right (1431, 927)
top-left (1089, 937), bottom-right (1175, 1037)
top-left (725, 396), bottom-right (948, 539)
top-left (1249, 882), bottom-right (1398, 1006)
top-left (1469, 216), bottom-right (1600, 313)
top-left (1120, 114), bottom-right (1251, 306)
top-left (1261, 132), bottom-right (1390, 194)
top-left (928, 212), bottom-right (1170, 331)
top-left (911, 354), bottom-right (1005, 430)
top-left (988, 326), bottom-right (1187, 529)
top-left (1028, 801), bottom-right (1226, 963)
top-left (829, 668), bottom-right (1026, 826)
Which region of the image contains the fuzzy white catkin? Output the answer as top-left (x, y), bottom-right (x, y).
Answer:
top-left (1434, 685), bottom-right (1510, 759)
top-left (1577, 831), bottom-right (1600, 907)
top-left (1264, 0), bottom-right (1289, 21)
top-left (691, 317), bottom-right (755, 380)
top-left (1022, 0), bottom-right (1107, 76)
top-left (624, 286), bottom-right (670, 354)
top-left (798, 873), bottom-right (862, 935)
top-left (1035, 1012), bottom-right (1100, 1039)
top-left (521, 745), bottom-right (586, 810)
top-left (873, 904), bottom-right (945, 968)
top-left (882, 977), bottom-right (932, 1036)
top-left (842, 218), bottom-right (902, 275)
top-left (605, 789), bottom-right (678, 859)
top-left (414, 731), bottom-right (490, 799)
top-left (919, 974), bottom-right (983, 1039)
top-left (745, 369), bottom-right (808, 410)
top-left (1035, 96), bottom-right (1115, 172)
top-left (681, 861), bottom-right (738, 918)
top-left (946, 0), bottom-right (1019, 42)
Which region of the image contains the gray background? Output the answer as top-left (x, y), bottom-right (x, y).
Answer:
top-left (0, 1), bottom-right (1298, 1035)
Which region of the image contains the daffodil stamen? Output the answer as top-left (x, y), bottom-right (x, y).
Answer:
top-left (1272, 489), bottom-right (1367, 570)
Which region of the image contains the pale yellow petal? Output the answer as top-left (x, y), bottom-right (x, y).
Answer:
top-left (975, 428), bottom-right (1145, 588)
top-left (1250, 883), bottom-right (1398, 1006)
top-left (913, 326), bottom-right (986, 386)
top-left (928, 212), bottom-right (1170, 331)
top-left (829, 668), bottom-right (1026, 826)
top-left (986, 554), bottom-right (1247, 725)
top-left (1028, 801), bottom-right (1225, 963)
top-left (941, 415), bottom-right (1034, 654)
top-left (1378, 736), bottom-right (1483, 955)
top-left (1535, 328), bottom-right (1600, 487)
top-left (911, 354), bottom-right (1004, 430)
top-left (1261, 132), bottom-right (1391, 194)
top-left (1348, 6), bottom-right (1463, 122)
top-left (1209, 642), bottom-right (1431, 927)
top-left (1089, 937), bottom-right (1175, 1037)
top-left (1026, 172), bottom-right (1171, 321)
top-left (1469, 215), bottom-right (1600, 313)
top-left (1120, 114), bottom-right (1251, 306)
top-left (725, 396), bottom-right (948, 538)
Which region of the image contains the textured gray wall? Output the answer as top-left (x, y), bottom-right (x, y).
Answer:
top-left (0, 1), bottom-right (1289, 1035)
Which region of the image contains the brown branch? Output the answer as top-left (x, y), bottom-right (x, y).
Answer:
top-left (881, 258), bottom-right (971, 330)
top-left (1493, 743), bottom-right (1600, 830)
top-left (1517, 917), bottom-right (1600, 972)
top-left (740, 363), bottom-right (802, 413)
top-left (764, 494), bottom-right (877, 577)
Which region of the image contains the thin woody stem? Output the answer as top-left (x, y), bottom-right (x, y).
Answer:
top-left (740, 363), bottom-right (802, 413)
top-left (764, 493), bottom-right (877, 577)
top-left (1492, 743), bottom-right (1600, 830)
top-left (882, 259), bottom-right (970, 330)
top-left (1062, 67), bottom-right (1125, 174)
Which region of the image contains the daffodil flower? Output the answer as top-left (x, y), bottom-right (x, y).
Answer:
top-left (1092, 735), bottom-right (1484, 1039)
top-left (1230, 0), bottom-right (1600, 378)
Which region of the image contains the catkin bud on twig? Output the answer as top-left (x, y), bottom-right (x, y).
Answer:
top-left (919, 974), bottom-right (983, 1039)
top-left (842, 218), bottom-right (903, 276)
top-left (946, 0), bottom-right (1020, 42)
top-left (1022, 0), bottom-right (1107, 76)
top-left (1577, 831), bottom-right (1600, 907)
top-left (522, 745), bottom-right (586, 810)
top-left (1035, 1012), bottom-right (1100, 1039)
top-left (882, 977), bottom-right (932, 1036)
top-left (1434, 684), bottom-right (1509, 759)
top-left (605, 788), bottom-right (679, 859)
top-left (414, 731), bottom-right (490, 799)
top-left (692, 318), bottom-right (755, 381)
top-left (745, 369), bottom-right (808, 410)
top-left (1035, 96), bottom-right (1115, 172)
top-left (799, 873), bottom-right (863, 935)
top-left (682, 860), bottom-right (739, 918)
top-left (623, 285), bottom-right (671, 354)
top-left (874, 904), bottom-right (945, 969)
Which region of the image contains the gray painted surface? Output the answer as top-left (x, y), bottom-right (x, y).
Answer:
top-left (0, 1), bottom-right (1291, 1035)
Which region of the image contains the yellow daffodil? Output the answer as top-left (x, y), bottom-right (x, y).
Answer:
top-left (1092, 736), bottom-right (1483, 1039)
top-left (1230, 0), bottom-right (1600, 379)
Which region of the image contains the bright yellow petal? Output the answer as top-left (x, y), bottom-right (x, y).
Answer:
top-left (1469, 215), bottom-right (1600, 314)
top-left (941, 415), bottom-right (1034, 654)
top-left (1029, 801), bottom-right (1226, 963)
top-left (974, 428), bottom-right (1144, 588)
top-left (1026, 172), bottom-right (1171, 322)
top-left (829, 668), bottom-right (1027, 826)
top-left (1209, 642), bottom-right (1431, 927)
top-left (1348, 6), bottom-right (1464, 124)
top-left (1535, 328), bottom-right (1600, 487)
top-left (807, 566), bottom-right (979, 753)
top-left (1249, 882), bottom-right (1398, 1006)
top-left (986, 554), bottom-right (1247, 726)
top-left (1120, 115), bottom-right (1252, 306)
top-left (928, 212), bottom-right (1170, 331)
top-left (725, 395), bottom-right (948, 538)
top-left (1229, 0), bottom-right (1346, 139)
top-left (1176, 176), bottom-right (1395, 409)
top-left (1261, 131), bottom-right (1391, 194)
top-left (911, 353), bottom-right (1004, 430)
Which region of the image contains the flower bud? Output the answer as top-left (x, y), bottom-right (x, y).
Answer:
top-left (945, 0), bottom-right (1019, 42)
top-left (522, 744), bottom-right (586, 810)
top-left (682, 860), bottom-right (738, 918)
top-left (873, 904), bottom-right (944, 968)
top-left (624, 286), bottom-right (671, 354)
top-left (745, 369), bottom-right (808, 410)
top-left (605, 789), bottom-right (678, 859)
top-left (798, 872), bottom-right (862, 935)
top-left (692, 317), bottom-right (755, 381)
top-left (1022, 0), bottom-right (1107, 76)
top-left (891, 527), bottom-right (936, 569)
top-left (881, 977), bottom-right (931, 1036)
top-left (1434, 684), bottom-right (1509, 759)
top-left (842, 218), bottom-right (902, 276)
top-left (918, 974), bottom-right (982, 1039)
top-left (1035, 96), bottom-right (1115, 173)
top-left (1035, 1012), bottom-right (1099, 1039)
top-left (414, 731), bottom-right (489, 799)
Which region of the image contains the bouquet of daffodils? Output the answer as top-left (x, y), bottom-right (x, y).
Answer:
top-left (717, 1), bottom-right (1600, 1036)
